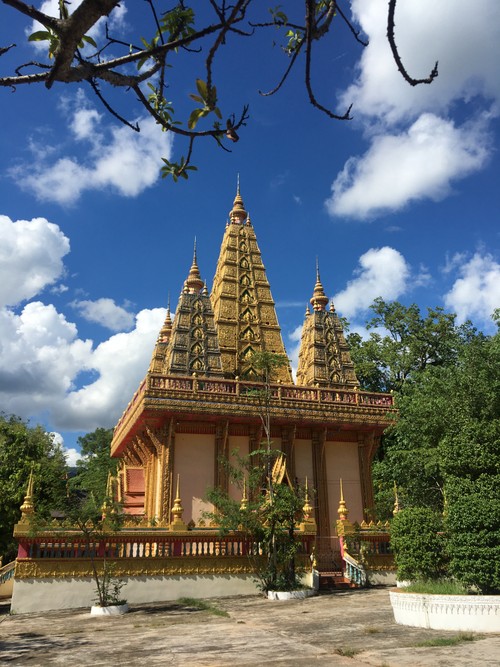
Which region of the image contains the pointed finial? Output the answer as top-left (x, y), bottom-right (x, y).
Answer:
top-left (237, 172), bottom-right (240, 195)
top-left (185, 240), bottom-right (204, 293)
top-left (170, 473), bottom-right (187, 530)
top-left (202, 280), bottom-right (209, 296)
top-left (302, 477), bottom-right (312, 518)
top-left (393, 481), bottom-right (400, 515)
top-left (229, 178), bottom-right (247, 223)
top-left (305, 303), bottom-right (311, 316)
top-left (240, 477), bottom-right (248, 511)
top-left (310, 260), bottom-right (329, 311)
top-left (19, 468), bottom-right (35, 521)
top-left (337, 478), bottom-right (349, 520)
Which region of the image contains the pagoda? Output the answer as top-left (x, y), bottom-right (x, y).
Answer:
top-left (111, 185), bottom-right (394, 557)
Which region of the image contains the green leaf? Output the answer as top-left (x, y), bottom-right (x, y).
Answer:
top-left (81, 35), bottom-right (97, 48)
top-left (188, 108), bottom-right (203, 129)
top-left (28, 31), bottom-right (51, 42)
top-left (195, 78), bottom-right (207, 100)
top-left (189, 94), bottom-right (203, 103)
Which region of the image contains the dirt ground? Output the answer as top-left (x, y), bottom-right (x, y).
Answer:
top-left (1, 588), bottom-right (499, 666)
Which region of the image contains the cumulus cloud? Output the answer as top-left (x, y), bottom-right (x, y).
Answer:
top-left (52, 308), bottom-right (166, 430)
top-left (72, 298), bottom-right (135, 332)
top-left (51, 431), bottom-right (81, 466)
top-left (327, 0), bottom-right (500, 220)
top-left (326, 114), bottom-right (490, 219)
top-left (0, 300), bottom-right (165, 431)
top-left (333, 247), bottom-right (411, 318)
top-left (341, 0), bottom-right (500, 124)
top-left (0, 215), bottom-right (69, 307)
top-left (444, 252), bottom-right (500, 328)
top-left (13, 91), bottom-right (174, 205)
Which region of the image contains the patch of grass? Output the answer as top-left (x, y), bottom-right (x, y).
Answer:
top-left (413, 632), bottom-right (476, 648)
top-left (335, 646), bottom-right (361, 658)
top-left (177, 597), bottom-right (229, 617)
top-left (403, 580), bottom-right (468, 595)
top-left (364, 626), bottom-right (381, 634)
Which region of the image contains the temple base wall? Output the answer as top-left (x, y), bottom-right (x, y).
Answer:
top-left (11, 574), bottom-right (261, 614)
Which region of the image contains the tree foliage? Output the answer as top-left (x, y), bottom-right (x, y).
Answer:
top-left (347, 298), bottom-right (467, 394)
top-left (0, 1), bottom-right (437, 179)
top-left (0, 414), bottom-right (68, 561)
top-left (390, 507), bottom-right (446, 582)
top-left (70, 427), bottom-right (116, 507)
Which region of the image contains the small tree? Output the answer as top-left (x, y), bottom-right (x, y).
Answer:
top-left (208, 351), bottom-right (309, 591)
top-left (390, 507), bottom-right (446, 582)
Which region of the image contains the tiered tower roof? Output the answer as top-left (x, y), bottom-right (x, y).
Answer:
top-left (210, 186), bottom-right (293, 382)
top-left (159, 244), bottom-right (224, 377)
top-left (296, 266), bottom-right (359, 389)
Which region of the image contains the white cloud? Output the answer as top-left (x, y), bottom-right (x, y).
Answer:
top-left (0, 299), bottom-right (165, 432)
top-left (0, 215), bottom-right (70, 307)
top-left (72, 298), bottom-right (135, 332)
top-left (341, 0), bottom-right (500, 123)
top-left (51, 431), bottom-right (81, 466)
top-left (333, 247), bottom-right (411, 318)
top-left (327, 0), bottom-right (500, 220)
top-left (52, 308), bottom-right (166, 430)
top-left (444, 252), bottom-right (500, 328)
top-left (326, 114), bottom-right (489, 219)
top-left (13, 87), bottom-right (174, 205)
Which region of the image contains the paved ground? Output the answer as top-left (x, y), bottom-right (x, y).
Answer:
top-left (0, 588), bottom-right (499, 666)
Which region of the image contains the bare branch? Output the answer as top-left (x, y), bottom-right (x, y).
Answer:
top-left (2, 0), bottom-right (60, 30)
top-left (259, 45), bottom-right (302, 97)
top-left (304, 0), bottom-right (351, 121)
top-left (88, 77), bottom-right (140, 132)
top-left (387, 0), bottom-right (438, 86)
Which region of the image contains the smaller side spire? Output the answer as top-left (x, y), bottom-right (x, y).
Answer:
top-left (19, 469), bottom-right (35, 522)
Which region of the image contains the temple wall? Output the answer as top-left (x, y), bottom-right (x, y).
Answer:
top-left (325, 441), bottom-right (363, 529)
top-left (294, 439), bottom-right (314, 485)
top-left (174, 433), bottom-right (214, 524)
top-left (11, 575), bottom-right (260, 614)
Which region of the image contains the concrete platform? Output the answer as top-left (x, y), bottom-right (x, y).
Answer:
top-left (1, 588), bottom-right (499, 666)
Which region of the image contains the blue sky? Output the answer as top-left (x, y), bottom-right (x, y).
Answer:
top-left (0, 1), bottom-right (499, 464)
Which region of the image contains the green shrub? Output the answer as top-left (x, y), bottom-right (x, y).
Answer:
top-left (390, 507), bottom-right (445, 581)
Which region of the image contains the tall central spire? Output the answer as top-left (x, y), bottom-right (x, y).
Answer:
top-left (211, 184), bottom-right (293, 382)
top-left (184, 238), bottom-right (204, 293)
top-left (229, 178), bottom-right (247, 224)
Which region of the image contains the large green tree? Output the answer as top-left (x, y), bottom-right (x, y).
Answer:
top-left (71, 427), bottom-right (117, 507)
top-left (347, 298), bottom-right (470, 394)
top-left (0, 414), bottom-right (68, 561)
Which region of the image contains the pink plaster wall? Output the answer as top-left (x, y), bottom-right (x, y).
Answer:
top-left (174, 433), bottom-right (215, 524)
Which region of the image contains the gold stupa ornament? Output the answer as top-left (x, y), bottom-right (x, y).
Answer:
top-left (170, 474), bottom-right (187, 531)
top-left (240, 477), bottom-right (248, 511)
top-left (393, 481), bottom-right (400, 515)
top-left (337, 478), bottom-right (349, 521)
top-left (19, 469), bottom-right (35, 522)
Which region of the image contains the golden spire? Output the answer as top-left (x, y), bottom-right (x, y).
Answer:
top-left (337, 478), bottom-right (349, 520)
top-left (302, 477), bottom-right (312, 518)
top-left (393, 481), bottom-right (400, 515)
top-left (158, 295), bottom-right (172, 343)
top-left (240, 477), bottom-right (248, 511)
top-left (310, 259), bottom-right (329, 311)
top-left (185, 239), bottom-right (204, 293)
top-left (19, 468), bottom-right (35, 522)
top-left (229, 177), bottom-right (247, 223)
top-left (170, 474), bottom-right (187, 531)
